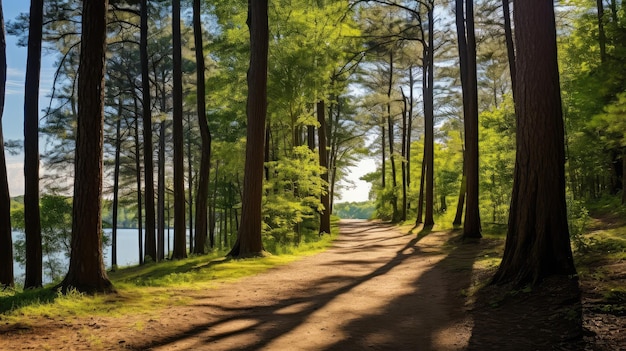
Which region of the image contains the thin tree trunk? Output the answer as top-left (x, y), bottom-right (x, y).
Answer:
top-left (0, 2), bottom-right (14, 287)
top-left (60, 0), bottom-right (113, 293)
top-left (111, 99), bottom-right (123, 269)
top-left (318, 100), bottom-right (331, 235)
top-left (406, 66), bottom-right (414, 210)
top-left (387, 51), bottom-right (399, 222)
top-left (381, 123), bottom-right (386, 189)
top-left (187, 113), bottom-right (194, 253)
top-left (140, 0), bottom-right (156, 262)
top-left (597, 0), bottom-right (607, 63)
top-left (424, 6), bottom-right (435, 226)
top-left (400, 89), bottom-right (408, 221)
top-left (24, 0), bottom-right (44, 289)
top-left (134, 98), bottom-right (144, 266)
top-left (502, 0), bottom-right (516, 97)
top-left (172, 0), bottom-right (187, 259)
top-left (416, 147), bottom-right (425, 225)
top-left (228, 0), bottom-right (268, 257)
top-left (157, 119), bottom-right (166, 261)
top-left (193, 0), bottom-right (212, 255)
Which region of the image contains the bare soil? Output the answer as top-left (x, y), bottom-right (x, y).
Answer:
top-left (1, 219), bottom-right (624, 350)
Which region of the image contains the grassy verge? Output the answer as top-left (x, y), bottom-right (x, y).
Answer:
top-left (0, 220), bottom-right (339, 322)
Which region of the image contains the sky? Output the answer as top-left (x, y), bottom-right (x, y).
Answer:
top-left (1, 3), bottom-right (372, 202)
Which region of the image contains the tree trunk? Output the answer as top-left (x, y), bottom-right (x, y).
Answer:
top-left (424, 7), bottom-right (435, 226)
top-left (24, 0), bottom-right (44, 289)
top-left (387, 51), bottom-right (399, 222)
top-left (186, 114), bottom-right (194, 253)
top-left (111, 100), bottom-right (123, 269)
top-left (596, 0), bottom-right (607, 63)
top-left (133, 98), bottom-right (144, 266)
top-left (140, 0), bottom-right (156, 262)
top-left (622, 152), bottom-right (626, 204)
top-left (453, 174), bottom-right (466, 226)
top-left (60, 0), bottom-right (113, 293)
top-left (492, 0), bottom-right (577, 286)
top-left (318, 100), bottom-right (331, 235)
top-left (172, 0), bottom-right (187, 259)
top-left (461, 0), bottom-right (482, 238)
top-left (193, 0), bottom-right (212, 255)
top-left (0, 2), bottom-right (14, 288)
top-left (502, 0), bottom-right (516, 97)
top-left (227, 0), bottom-right (268, 257)
top-left (400, 89), bottom-right (408, 221)
top-left (415, 147), bottom-right (425, 225)
top-left (406, 66), bottom-right (414, 210)
top-left (157, 119), bottom-right (166, 260)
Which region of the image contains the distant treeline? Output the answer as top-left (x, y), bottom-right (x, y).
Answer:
top-left (334, 201), bottom-right (375, 220)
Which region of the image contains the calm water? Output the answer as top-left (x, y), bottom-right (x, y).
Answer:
top-left (12, 228), bottom-right (183, 284)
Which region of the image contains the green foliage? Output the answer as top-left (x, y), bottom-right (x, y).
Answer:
top-left (567, 194), bottom-right (591, 251)
top-left (333, 201), bottom-right (376, 219)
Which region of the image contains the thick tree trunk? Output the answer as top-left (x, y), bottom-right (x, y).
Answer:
top-left (228, 0), bottom-right (268, 257)
top-left (24, 0), bottom-right (44, 289)
top-left (318, 100), bottom-right (331, 235)
top-left (140, 0), bottom-right (156, 262)
top-left (172, 0), bottom-right (187, 259)
top-left (492, 0), bottom-right (576, 286)
top-left (60, 0), bottom-right (113, 293)
top-left (0, 3), bottom-right (13, 287)
top-left (193, 0), bottom-right (211, 255)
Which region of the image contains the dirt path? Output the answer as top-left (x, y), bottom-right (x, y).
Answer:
top-left (2, 220), bottom-right (474, 350)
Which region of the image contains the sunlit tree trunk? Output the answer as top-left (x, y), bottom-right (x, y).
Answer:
top-left (228, 0), bottom-right (268, 257)
top-left (24, 0), bottom-right (44, 289)
top-left (492, 0), bottom-right (576, 286)
top-left (386, 51), bottom-right (399, 222)
top-left (60, 0), bottom-right (113, 293)
top-left (0, 1), bottom-right (14, 288)
top-left (172, 0), bottom-right (187, 259)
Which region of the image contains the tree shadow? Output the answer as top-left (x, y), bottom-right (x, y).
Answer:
top-left (131, 221), bottom-right (482, 350)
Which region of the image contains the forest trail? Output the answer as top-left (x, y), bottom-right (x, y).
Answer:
top-left (2, 220), bottom-right (475, 350)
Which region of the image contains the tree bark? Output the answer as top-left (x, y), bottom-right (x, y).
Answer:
top-left (492, 0), bottom-right (577, 286)
top-left (186, 114), bottom-right (194, 253)
top-left (424, 6), bottom-right (435, 226)
top-left (0, 2), bottom-right (14, 288)
top-left (60, 0), bottom-right (113, 293)
top-left (24, 0), bottom-right (44, 289)
top-left (111, 100), bottom-right (123, 269)
top-left (140, 0), bottom-right (156, 262)
top-left (157, 119), bottom-right (166, 260)
top-left (400, 89), bottom-right (408, 221)
top-left (318, 100), bottom-right (331, 235)
top-left (133, 97), bottom-right (144, 266)
top-left (227, 0), bottom-right (268, 257)
top-left (387, 51), bottom-right (399, 222)
top-left (502, 0), bottom-right (516, 98)
top-left (172, 0), bottom-right (187, 259)
top-left (193, 0), bottom-right (212, 255)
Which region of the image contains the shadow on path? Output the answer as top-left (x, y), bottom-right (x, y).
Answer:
top-left (130, 220), bottom-right (482, 351)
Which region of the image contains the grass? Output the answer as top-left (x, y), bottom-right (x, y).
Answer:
top-left (0, 223), bottom-right (338, 323)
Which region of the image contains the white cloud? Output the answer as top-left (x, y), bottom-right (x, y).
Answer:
top-left (5, 158), bottom-right (24, 196)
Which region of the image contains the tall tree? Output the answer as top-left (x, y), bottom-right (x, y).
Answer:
top-left (171, 0), bottom-right (187, 259)
top-left (318, 100), bottom-right (331, 235)
top-left (227, 0), bottom-right (268, 257)
top-left (423, 3), bottom-right (435, 226)
top-left (492, 0), bottom-right (576, 285)
top-left (0, 0), bottom-right (13, 288)
top-left (140, 0), bottom-right (157, 262)
top-left (455, 0), bottom-right (482, 238)
top-left (59, 0), bottom-right (114, 293)
top-left (23, 0), bottom-right (44, 289)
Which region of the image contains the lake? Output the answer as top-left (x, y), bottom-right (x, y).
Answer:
top-left (11, 228), bottom-right (181, 285)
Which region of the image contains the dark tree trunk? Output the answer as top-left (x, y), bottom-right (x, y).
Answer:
top-left (406, 66), bottom-right (414, 210)
top-left (453, 173), bottom-right (466, 226)
top-left (387, 51), bottom-right (399, 222)
top-left (228, 0), bottom-right (268, 257)
top-left (186, 114), bottom-right (194, 253)
top-left (502, 0), bottom-right (516, 97)
top-left (459, 0), bottom-right (482, 238)
top-left (415, 147), bottom-right (425, 225)
top-left (111, 100), bottom-right (123, 269)
top-left (400, 89), bottom-right (408, 221)
top-left (318, 100), bottom-right (331, 235)
top-left (140, 0), bottom-right (156, 262)
top-left (24, 0), bottom-right (44, 289)
top-left (0, 2), bottom-right (14, 288)
top-left (133, 98), bottom-right (144, 266)
top-left (492, 0), bottom-right (577, 286)
top-left (381, 124), bottom-right (386, 189)
top-left (424, 7), bottom-right (435, 226)
top-left (193, 0), bottom-right (212, 255)
top-left (172, 0), bottom-right (187, 259)
top-left (597, 0), bottom-right (607, 63)
top-left (307, 125), bottom-right (315, 151)
top-left (157, 119), bottom-right (166, 260)
top-left (60, 0), bottom-right (113, 293)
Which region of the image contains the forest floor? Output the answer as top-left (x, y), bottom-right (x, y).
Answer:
top-left (1, 219), bottom-right (625, 350)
